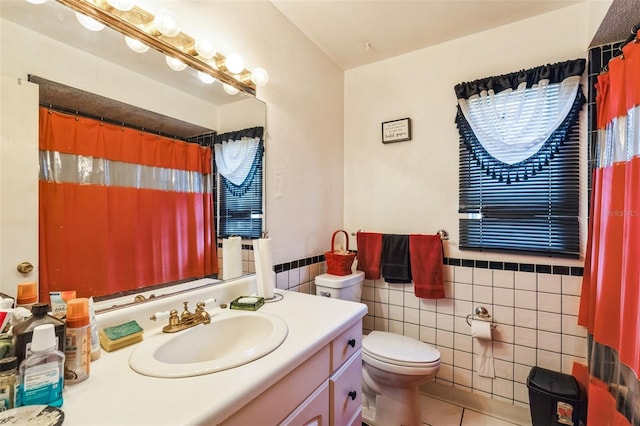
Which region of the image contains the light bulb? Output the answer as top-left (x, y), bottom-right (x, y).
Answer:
top-left (223, 84), bottom-right (239, 95)
top-left (165, 56), bottom-right (187, 71)
top-left (197, 71), bottom-right (216, 84)
top-left (154, 9), bottom-right (180, 37)
top-left (224, 53), bottom-right (244, 74)
top-left (250, 67), bottom-right (269, 86)
top-left (194, 39), bottom-right (216, 60)
top-left (75, 12), bottom-right (105, 32)
top-left (24, 0), bottom-right (47, 4)
top-left (106, 0), bottom-right (135, 11)
top-left (125, 36), bottom-right (149, 53)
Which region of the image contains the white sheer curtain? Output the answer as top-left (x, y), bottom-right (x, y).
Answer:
top-left (214, 137), bottom-right (260, 186)
top-left (457, 76), bottom-right (581, 165)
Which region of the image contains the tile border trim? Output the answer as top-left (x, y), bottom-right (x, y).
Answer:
top-left (270, 252), bottom-right (584, 277)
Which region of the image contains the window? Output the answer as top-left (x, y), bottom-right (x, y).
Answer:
top-left (214, 127), bottom-right (264, 239)
top-left (455, 59), bottom-right (585, 258)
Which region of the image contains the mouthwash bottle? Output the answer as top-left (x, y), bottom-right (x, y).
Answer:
top-left (12, 303), bottom-right (66, 368)
top-left (19, 324), bottom-right (65, 407)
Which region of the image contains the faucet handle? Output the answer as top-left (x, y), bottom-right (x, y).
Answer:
top-left (181, 301), bottom-right (192, 319)
top-left (150, 311), bottom-right (170, 321)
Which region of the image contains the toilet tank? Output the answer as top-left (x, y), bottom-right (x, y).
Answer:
top-left (315, 271), bottom-right (364, 302)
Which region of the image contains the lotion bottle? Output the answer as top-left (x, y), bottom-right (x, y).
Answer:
top-left (64, 298), bottom-right (90, 384)
top-left (15, 282), bottom-right (37, 311)
top-left (19, 324), bottom-right (65, 407)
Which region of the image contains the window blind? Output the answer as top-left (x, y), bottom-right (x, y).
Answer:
top-left (214, 127), bottom-right (264, 239)
top-left (458, 110), bottom-right (580, 258)
top-left (218, 155), bottom-right (263, 238)
top-left (456, 60), bottom-right (584, 259)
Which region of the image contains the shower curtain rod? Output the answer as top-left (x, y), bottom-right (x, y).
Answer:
top-left (39, 103), bottom-right (204, 143)
top-left (615, 21), bottom-right (640, 56)
top-left (600, 22), bottom-right (639, 74)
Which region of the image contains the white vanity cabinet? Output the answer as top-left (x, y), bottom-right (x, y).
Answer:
top-left (62, 286), bottom-right (367, 426)
top-left (222, 319), bottom-right (363, 426)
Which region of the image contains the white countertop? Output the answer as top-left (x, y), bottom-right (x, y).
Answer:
top-left (61, 277), bottom-right (367, 425)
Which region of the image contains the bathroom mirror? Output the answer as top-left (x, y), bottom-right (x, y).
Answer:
top-left (0, 0), bottom-right (266, 310)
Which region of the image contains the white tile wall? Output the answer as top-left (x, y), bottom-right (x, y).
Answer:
top-left (359, 262), bottom-right (588, 408)
top-left (253, 254), bottom-right (588, 411)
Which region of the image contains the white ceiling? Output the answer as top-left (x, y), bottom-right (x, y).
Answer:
top-left (270, 0), bottom-right (586, 70)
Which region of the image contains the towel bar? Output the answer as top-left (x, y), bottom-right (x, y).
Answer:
top-left (352, 229), bottom-right (449, 240)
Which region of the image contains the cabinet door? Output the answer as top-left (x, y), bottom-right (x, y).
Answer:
top-left (223, 345), bottom-right (330, 426)
top-left (329, 351), bottom-right (362, 426)
top-left (280, 381), bottom-right (329, 426)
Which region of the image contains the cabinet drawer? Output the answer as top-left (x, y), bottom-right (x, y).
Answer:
top-left (329, 351), bottom-right (362, 426)
top-left (330, 320), bottom-right (361, 373)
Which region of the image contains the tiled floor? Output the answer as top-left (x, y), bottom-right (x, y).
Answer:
top-left (420, 394), bottom-right (520, 426)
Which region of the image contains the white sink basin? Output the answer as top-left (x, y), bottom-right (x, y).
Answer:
top-left (129, 310), bottom-right (288, 378)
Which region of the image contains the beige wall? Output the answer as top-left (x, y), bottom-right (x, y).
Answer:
top-left (344, 3), bottom-right (596, 267)
top-left (0, 1), bottom-right (344, 297)
top-left (343, 2), bottom-right (608, 410)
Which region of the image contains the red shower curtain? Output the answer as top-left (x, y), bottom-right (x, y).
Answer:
top-left (39, 108), bottom-right (218, 300)
top-left (578, 33), bottom-right (640, 426)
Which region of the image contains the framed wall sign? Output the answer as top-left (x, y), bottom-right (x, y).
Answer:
top-left (382, 118), bottom-right (411, 144)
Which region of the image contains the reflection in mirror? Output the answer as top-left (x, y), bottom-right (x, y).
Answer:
top-left (0, 0), bottom-right (266, 311)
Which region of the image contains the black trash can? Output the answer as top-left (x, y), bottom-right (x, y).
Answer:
top-left (527, 366), bottom-right (585, 426)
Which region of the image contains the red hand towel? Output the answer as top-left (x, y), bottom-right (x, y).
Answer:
top-left (356, 232), bottom-right (382, 280)
top-left (409, 234), bottom-right (445, 299)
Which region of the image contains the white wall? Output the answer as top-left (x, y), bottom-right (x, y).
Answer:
top-left (344, 3), bottom-right (594, 267)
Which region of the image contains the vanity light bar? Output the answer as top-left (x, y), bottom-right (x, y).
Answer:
top-left (55, 0), bottom-right (257, 95)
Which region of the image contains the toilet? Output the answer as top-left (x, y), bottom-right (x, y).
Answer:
top-left (315, 271), bottom-right (441, 426)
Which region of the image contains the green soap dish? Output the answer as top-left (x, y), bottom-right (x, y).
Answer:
top-left (230, 296), bottom-right (265, 311)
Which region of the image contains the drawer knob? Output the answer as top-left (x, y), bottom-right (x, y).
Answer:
top-left (347, 338), bottom-right (356, 348)
top-left (348, 391), bottom-right (357, 401)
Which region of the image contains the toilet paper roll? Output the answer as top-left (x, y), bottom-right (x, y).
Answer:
top-left (253, 238), bottom-right (275, 299)
top-left (471, 320), bottom-right (495, 378)
top-left (470, 320), bottom-right (492, 340)
top-left (222, 236), bottom-right (243, 280)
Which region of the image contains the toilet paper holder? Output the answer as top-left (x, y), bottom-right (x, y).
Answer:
top-left (466, 306), bottom-right (497, 329)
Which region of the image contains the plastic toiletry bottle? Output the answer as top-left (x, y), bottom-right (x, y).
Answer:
top-left (0, 357), bottom-right (20, 410)
top-left (64, 298), bottom-right (90, 384)
top-left (12, 303), bottom-right (66, 368)
top-left (88, 297), bottom-right (100, 361)
top-left (16, 282), bottom-right (37, 311)
top-left (19, 324), bottom-right (64, 407)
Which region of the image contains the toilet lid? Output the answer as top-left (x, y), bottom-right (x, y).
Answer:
top-left (363, 331), bottom-right (440, 366)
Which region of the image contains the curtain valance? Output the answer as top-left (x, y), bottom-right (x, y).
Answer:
top-left (214, 127), bottom-right (264, 196)
top-left (455, 59), bottom-right (585, 183)
top-left (454, 59), bottom-right (586, 98)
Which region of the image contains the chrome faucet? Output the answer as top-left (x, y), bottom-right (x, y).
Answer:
top-left (151, 301), bottom-right (211, 333)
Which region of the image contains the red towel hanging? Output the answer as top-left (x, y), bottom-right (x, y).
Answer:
top-left (409, 234), bottom-right (445, 299)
